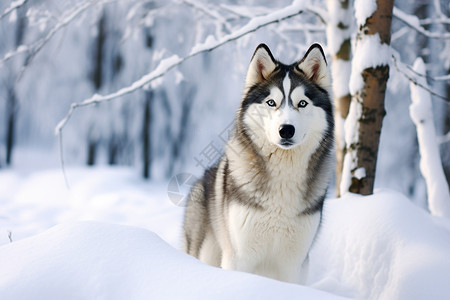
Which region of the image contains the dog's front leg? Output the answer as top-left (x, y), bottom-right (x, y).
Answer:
top-left (221, 246), bottom-right (259, 275)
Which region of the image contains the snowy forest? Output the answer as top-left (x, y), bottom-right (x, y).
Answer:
top-left (0, 0), bottom-right (448, 197)
top-left (1, 0), bottom-right (450, 299)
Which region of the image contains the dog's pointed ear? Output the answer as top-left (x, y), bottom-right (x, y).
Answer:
top-left (297, 43), bottom-right (330, 90)
top-left (245, 44), bottom-right (277, 89)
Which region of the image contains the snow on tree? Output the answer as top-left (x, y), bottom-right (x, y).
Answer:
top-left (340, 0), bottom-right (394, 196)
top-left (326, 0), bottom-right (353, 196)
top-left (409, 58), bottom-right (450, 218)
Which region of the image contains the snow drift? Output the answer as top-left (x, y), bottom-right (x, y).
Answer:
top-left (0, 222), bottom-right (347, 300)
top-left (309, 190), bottom-right (450, 300)
top-left (1, 186), bottom-right (449, 299)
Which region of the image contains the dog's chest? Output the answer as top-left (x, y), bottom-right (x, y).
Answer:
top-left (228, 201), bottom-right (320, 256)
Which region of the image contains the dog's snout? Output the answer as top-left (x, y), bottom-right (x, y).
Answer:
top-left (279, 124), bottom-right (295, 139)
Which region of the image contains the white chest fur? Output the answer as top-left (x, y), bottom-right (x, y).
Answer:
top-left (225, 201), bottom-right (320, 283)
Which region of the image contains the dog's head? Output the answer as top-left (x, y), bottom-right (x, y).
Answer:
top-left (240, 43), bottom-right (332, 150)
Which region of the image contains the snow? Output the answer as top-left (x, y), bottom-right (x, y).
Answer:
top-left (392, 7), bottom-right (420, 29)
top-left (1, 165), bottom-right (450, 299)
top-left (353, 167), bottom-right (366, 180)
top-left (349, 34), bottom-right (391, 95)
top-left (409, 58), bottom-right (450, 218)
top-left (326, 0), bottom-right (353, 56)
top-left (0, 222), bottom-right (348, 300)
top-left (310, 190), bottom-right (450, 300)
top-left (354, 0), bottom-right (377, 26)
top-left (330, 59), bottom-right (352, 99)
top-left (1, 1), bottom-right (450, 297)
top-left (340, 97), bottom-right (362, 195)
top-left (0, 166), bottom-right (184, 247)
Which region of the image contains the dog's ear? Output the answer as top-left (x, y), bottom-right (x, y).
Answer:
top-left (297, 43), bottom-right (330, 90)
top-left (245, 44), bottom-right (277, 89)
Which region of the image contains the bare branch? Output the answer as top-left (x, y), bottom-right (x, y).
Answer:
top-left (391, 54), bottom-right (450, 102)
top-left (393, 7), bottom-right (450, 39)
top-left (0, 0), bottom-right (28, 20)
top-left (55, 2), bottom-right (314, 135)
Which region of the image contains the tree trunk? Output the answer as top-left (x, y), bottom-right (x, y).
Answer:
top-left (6, 88), bottom-right (16, 166)
top-left (87, 140), bottom-right (97, 166)
top-left (4, 5), bottom-right (27, 166)
top-left (340, 0), bottom-right (394, 195)
top-left (108, 134), bottom-right (118, 165)
top-left (326, 0), bottom-right (353, 197)
top-left (142, 91), bottom-right (152, 179)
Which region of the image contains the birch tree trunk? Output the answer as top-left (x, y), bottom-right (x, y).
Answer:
top-left (326, 0), bottom-right (353, 196)
top-left (340, 0), bottom-right (394, 195)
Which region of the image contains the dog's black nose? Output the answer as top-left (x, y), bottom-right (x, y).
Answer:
top-left (279, 124), bottom-right (295, 139)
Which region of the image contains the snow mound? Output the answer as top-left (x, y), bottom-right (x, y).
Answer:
top-left (0, 222), bottom-right (348, 300)
top-left (309, 190), bottom-right (450, 300)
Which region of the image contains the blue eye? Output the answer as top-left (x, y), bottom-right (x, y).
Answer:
top-left (266, 99), bottom-right (276, 107)
top-left (298, 100), bottom-right (308, 108)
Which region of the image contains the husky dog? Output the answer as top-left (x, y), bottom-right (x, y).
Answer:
top-left (183, 43), bottom-right (334, 283)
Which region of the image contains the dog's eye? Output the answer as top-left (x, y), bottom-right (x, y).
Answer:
top-left (266, 99), bottom-right (276, 107)
top-left (298, 100), bottom-right (308, 108)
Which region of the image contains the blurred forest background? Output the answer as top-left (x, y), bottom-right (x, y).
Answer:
top-left (0, 0), bottom-right (449, 206)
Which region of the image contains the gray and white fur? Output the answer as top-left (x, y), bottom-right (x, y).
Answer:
top-left (183, 43), bottom-right (334, 284)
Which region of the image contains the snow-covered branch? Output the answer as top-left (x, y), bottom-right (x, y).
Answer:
top-left (18, 0), bottom-right (100, 76)
top-left (0, 0), bottom-right (27, 20)
top-left (391, 54), bottom-right (450, 102)
top-left (55, 1), bottom-right (316, 135)
top-left (420, 18), bottom-right (450, 26)
top-left (0, 45), bottom-right (28, 65)
top-left (393, 7), bottom-right (450, 39)
top-left (181, 0), bottom-right (233, 33)
top-left (0, 0), bottom-right (102, 69)
top-left (409, 58), bottom-right (450, 218)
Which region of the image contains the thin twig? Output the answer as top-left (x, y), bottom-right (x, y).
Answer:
top-left (391, 54), bottom-right (450, 102)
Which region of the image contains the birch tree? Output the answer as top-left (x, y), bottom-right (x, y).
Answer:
top-left (340, 0), bottom-right (394, 195)
top-left (326, 0), bottom-right (353, 196)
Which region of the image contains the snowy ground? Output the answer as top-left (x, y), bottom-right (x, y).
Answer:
top-left (1, 153), bottom-right (450, 299)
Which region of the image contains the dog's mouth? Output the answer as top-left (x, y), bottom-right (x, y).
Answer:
top-left (278, 139), bottom-right (295, 149)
